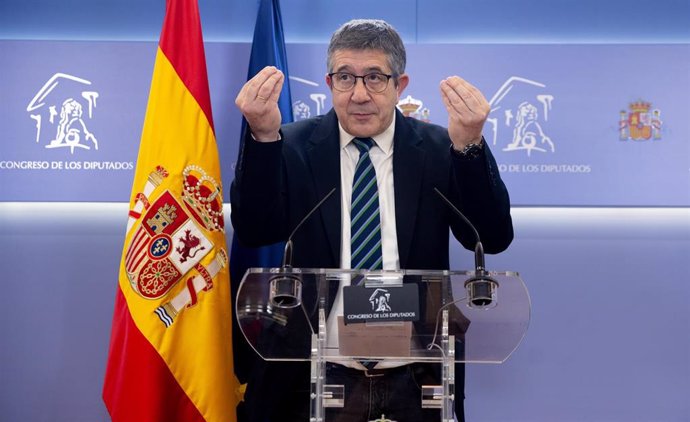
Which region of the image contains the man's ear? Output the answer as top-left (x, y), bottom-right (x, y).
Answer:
top-left (396, 73), bottom-right (410, 96)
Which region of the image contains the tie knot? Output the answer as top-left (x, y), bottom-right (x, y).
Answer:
top-left (353, 137), bottom-right (374, 153)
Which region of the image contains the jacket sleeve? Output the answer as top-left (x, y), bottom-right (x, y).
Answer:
top-left (449, 140), bottom-right (514, 254)
top-left (230, 131), bottom-right (290, 247)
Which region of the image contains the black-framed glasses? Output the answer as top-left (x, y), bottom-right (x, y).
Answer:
top-left (328, 72), bottom-right (394, 93)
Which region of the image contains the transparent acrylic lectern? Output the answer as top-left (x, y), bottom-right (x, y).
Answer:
top-left (236, 268), bottom-right (530, 422)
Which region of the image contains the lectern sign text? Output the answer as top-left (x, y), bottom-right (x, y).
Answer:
top-left (343, 284), bottom-right (419, 325)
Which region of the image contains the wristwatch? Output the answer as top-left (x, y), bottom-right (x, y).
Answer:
top-left (452, 139), bottom-right (484, 160)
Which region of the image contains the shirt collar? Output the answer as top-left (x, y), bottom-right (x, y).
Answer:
top-left (338, 113), bottom-right (395, 156)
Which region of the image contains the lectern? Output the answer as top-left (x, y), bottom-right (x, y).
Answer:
top-left (236, 268), bottom-right (530, 422)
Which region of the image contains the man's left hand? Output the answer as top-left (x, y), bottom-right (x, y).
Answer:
top-left (439, 76), bottom-right (490, 150)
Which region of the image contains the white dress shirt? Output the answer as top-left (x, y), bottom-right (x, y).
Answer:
top-left (339, 118), bottom-right (400, 271)
top-left (326, 115), bottom-right (400, 355)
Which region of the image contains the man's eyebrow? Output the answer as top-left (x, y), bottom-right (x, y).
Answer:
top-left (333, 65), bottom-right (386, 73)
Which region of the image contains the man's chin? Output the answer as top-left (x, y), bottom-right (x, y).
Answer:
top-left (343, 121), bottom-right (379, 138)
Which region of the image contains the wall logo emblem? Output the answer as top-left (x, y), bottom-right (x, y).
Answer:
top-left (619, 100), bottom-right (662, 141)
top-left (289, 75), bottom-right (328, 120)
top-left (26, 73), bottom-right (100, 154)
top-left (487, 76), bottom-right (555, 157)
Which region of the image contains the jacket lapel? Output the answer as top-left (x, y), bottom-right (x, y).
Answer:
top-left (305, 110), bottom-right (341, 266)
top-left (392, 111), bottom-right (426, 268)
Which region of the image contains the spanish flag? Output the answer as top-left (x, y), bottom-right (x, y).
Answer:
top-left (102, 0), bottom-right (239, 421)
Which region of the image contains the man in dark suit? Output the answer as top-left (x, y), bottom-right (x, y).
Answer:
top-left (231, 18), bottom-right (513, 422)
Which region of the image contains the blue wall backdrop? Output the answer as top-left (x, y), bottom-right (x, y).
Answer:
top-left (0, 1), bottom-right (689, 421)
top-left (2, 41), bottom-right (688, 205)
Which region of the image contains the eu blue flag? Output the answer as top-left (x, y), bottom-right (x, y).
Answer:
top-left (230, 0), bottom-right (292, 385)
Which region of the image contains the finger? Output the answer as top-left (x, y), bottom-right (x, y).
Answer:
top-left (244, 66), bottom-right (280, 102)
top-left (455, 78), bottom-right (490, 116)
top-left (441, 77), bottom-right (480, 114)
top-left (461, 79), bottom-right (488, 106)
top-left (250, 69), bottom-right (284, 105)
top-left (440, 81), bottom-right (474, 120)
top-left (440, 79), bottom-right (472, 116)
top-left (263, 71), bottom-right (285, 103)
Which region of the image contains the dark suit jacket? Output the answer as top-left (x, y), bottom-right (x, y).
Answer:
top-left (230, 108), bottom-right (513, 420)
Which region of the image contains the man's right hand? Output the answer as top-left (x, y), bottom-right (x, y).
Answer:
top-left (234, 66), bottom-right (284, 142)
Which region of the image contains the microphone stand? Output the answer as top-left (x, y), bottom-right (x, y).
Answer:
top-left (433, 188), bottom-right (498, 308)
top-left (269, 188), bottom-right (336, 309)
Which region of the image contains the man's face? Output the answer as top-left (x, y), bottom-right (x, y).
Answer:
top-left (326, 49), bottom-right (409, 138)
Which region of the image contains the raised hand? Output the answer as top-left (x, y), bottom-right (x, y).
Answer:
top-left (235, 66), bottom-right (285, 142)
top-left (439, 76), bottom-right (490, 149)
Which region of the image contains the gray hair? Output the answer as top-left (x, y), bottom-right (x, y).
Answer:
top-left (327, 19), bottom-right (406, 77)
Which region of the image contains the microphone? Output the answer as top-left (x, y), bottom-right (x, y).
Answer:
top-left (433, 187), bottom-right (498, 308)
top-left (269, 187), bottom-right (336, 309)
top-left (282, 187), bottom-right (336, 267)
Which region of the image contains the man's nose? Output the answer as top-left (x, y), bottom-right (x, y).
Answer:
top-left (351, 78), bottom-right (370, 101)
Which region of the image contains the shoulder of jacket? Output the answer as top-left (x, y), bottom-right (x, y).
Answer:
top-left (400, 114), bottom-right (451, 148)
top-left (282, 114), bottom-right (326, 137)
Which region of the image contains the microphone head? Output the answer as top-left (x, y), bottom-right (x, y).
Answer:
top-left (464, 271), bottom-right (499, 308)
top-left (269, 273), bottom-right (302, 309)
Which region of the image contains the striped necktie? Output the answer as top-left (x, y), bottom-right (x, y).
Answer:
top-left (350, 137), bottom-right (383, 271)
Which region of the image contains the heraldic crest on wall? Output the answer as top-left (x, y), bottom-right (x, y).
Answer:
top-left (619, 100), bottom-right (663, 141)
top-left (123, 164), bottom-right (227, 328)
